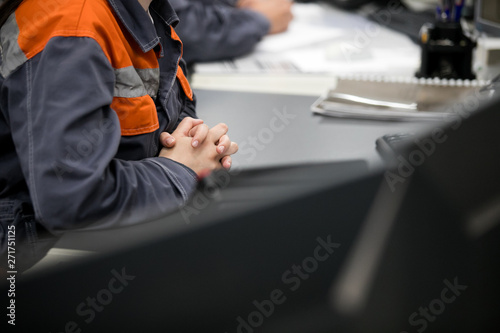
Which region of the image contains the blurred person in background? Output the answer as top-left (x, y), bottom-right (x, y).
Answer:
top-left (170, 0), bottom-right (293, 64)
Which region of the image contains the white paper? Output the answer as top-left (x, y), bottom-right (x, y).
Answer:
top-left (256, 22), bottom-right (343, 53)
top-left (194, 2), bottom-right (421, 76)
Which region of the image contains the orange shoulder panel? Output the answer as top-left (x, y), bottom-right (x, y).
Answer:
top-left (15, 0), bottom-right (157, 69)
top-left (170, 26), bottom-right (193, 101)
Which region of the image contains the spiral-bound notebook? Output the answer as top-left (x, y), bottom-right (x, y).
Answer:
top-left (311, 77), bottom-right (490, 121)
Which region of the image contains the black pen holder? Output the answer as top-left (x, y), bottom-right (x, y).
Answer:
top-left (416, 21), bottom-right (476, 80)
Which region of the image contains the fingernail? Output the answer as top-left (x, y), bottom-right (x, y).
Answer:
top-left (217, 145), bottom-right (225, 154)
top-left (166, 138), bottom-right (174, 145)
top-left (192, 140), bottom-right (199, 147)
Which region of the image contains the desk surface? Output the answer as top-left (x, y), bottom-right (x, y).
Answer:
top-left (194, 89), bottom-right (431, 170)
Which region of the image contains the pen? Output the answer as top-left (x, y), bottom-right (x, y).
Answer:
top-left (438, 0), bottom-right (451, 22)
top-left (437, 0), bottom-right (447, 22)
top-left (454, 0), bottom-right (464, 22)
top-left (436, 5), bottom-right (442, 21)
top-left (444, 0), bottom-right (452, 22)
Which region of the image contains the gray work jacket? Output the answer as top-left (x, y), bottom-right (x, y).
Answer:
top-left (0, 0), bottom-right (198, 268)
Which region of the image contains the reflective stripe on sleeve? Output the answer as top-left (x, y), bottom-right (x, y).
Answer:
top-left (114, 66), bottom-right (159, 100)
top-left (0, 14), bottom-right (28, 78)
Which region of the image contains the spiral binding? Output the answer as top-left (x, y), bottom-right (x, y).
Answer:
top-left (337, 74), bottom-right (489, 87)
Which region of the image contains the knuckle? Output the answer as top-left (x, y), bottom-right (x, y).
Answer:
top-left (199, 124), bottom-right (209, 134)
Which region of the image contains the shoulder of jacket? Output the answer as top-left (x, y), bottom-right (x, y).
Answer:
top-left (16, 0), bottom-right (122, 59)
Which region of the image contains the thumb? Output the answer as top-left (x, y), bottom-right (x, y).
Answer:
top-left (160, 132), bottom-right (176, 148)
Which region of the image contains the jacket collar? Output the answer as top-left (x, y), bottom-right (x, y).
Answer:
top-left (107, 0), bottom-right (179, 53)
top-left (150, 0), bottom-right (179, 27)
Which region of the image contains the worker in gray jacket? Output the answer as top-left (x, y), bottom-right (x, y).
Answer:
top-left (170, 0), bottom-right (293, 64)
top-left (0, 0), bottom-right (238, 271)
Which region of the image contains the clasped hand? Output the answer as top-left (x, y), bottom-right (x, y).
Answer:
top-left (158, 117), bottom-right (238, 176)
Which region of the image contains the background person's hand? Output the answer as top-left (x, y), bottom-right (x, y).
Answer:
top-left (238, 0), bottom-right (293, 35)
top-left (159, 122), bottom-right (238, 175)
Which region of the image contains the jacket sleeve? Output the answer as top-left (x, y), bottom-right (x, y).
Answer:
top-left (7, 36), bottom-right (198, 234)
top-left (170, 0), bottom-right (270, 63)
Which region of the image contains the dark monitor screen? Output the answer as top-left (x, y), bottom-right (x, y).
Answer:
top-left (480, 0), bottom-right (500, 23)
top-left (476, 0), bottom-right (500, 36)
top-left (331, 89), bottom-right (500, 332)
